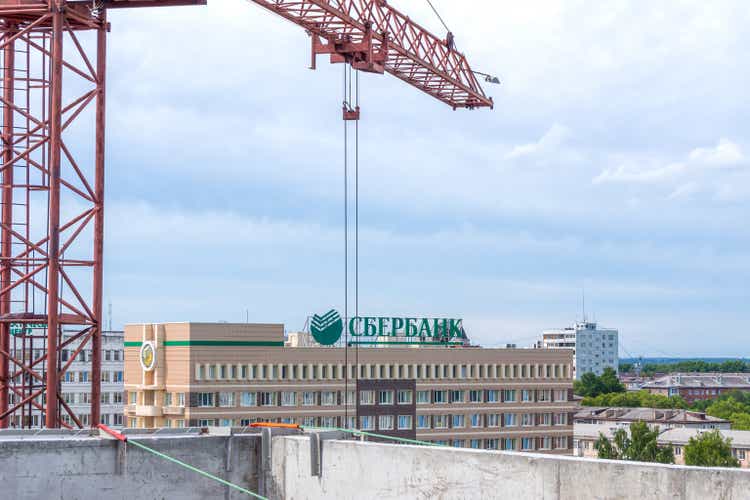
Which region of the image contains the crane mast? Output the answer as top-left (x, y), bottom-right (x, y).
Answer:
top-left (0, 0), bottom-right (492, 429)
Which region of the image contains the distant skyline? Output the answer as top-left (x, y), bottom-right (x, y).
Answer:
top-left (96, 1), bottom-right (747, 357)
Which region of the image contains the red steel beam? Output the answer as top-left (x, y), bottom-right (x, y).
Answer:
top-left (0, 23), bottom-right (14, 428)
top-left (247, 0), bottom-right (493, 109)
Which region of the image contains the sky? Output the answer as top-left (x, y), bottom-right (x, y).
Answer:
top-left (84, 1), bottom-right (749, 356)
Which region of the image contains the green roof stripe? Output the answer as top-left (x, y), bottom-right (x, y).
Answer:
top-left (124, 340), bottom-right (284, 347)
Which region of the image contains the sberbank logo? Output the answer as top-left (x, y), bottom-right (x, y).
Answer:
top-left (309, 310), bottom-right (466, 346)
top-left (310, 310), bottom-right (344, 345)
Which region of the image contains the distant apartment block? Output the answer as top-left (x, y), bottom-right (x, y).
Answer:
top-left (574, 424), bottom-right (750, 468)
top-left (642, 373), bottom-right (750, 404)
top-left (536, 322), bottom-right (618, 379)
top-left (7, 331), bottom-right (124, 428)
top-left (574, 407), bottom-right (730, 431)
top-left (124, 322), bottom-right (577, 453)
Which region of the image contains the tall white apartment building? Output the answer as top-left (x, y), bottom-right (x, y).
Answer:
top-left (537, 322), bottom-right (618, 379)
top-left (7, 330), bottom-right (124, 428)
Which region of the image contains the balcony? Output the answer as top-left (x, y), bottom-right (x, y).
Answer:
top-left (135, 405), bottom-right (163, 417)
top-left (162, 406), bottom-right (185, 416)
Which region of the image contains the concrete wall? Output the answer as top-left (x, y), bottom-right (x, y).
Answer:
top-left (270, 436), bottom-right (750, 500)
top-left (0, 431), bottom-right (260, 500)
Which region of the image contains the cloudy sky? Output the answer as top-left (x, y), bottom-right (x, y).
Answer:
top-left (93, 1), bottom-right (748, 356)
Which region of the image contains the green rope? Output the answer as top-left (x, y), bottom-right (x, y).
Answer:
top-left (301, 426), bottom-right (447, 448)
top-left (127, 439), bottom-right (268, 500)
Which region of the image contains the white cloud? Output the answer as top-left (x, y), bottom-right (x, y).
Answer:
top-left (593, 162), bottom-right (686, 185)
top-left (688, 138), bottom-right (744, 167)
top-left (668, 182), bottom-right (701, 200)
top-left (505, 123), bottom-right (569, 160)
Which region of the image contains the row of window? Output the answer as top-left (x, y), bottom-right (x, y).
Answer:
top-left (188, 388), bottom-right (568, 408)
top-left (435, 436), bottom-right (568, 451)
top-left (359, 412), bottom-right (568, 431)
top-left (60, 370), bottom-right (123, 384)
top-left (195, 362), bottom-right (571, 382)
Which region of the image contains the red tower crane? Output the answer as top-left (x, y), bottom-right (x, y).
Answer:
top-left (0, 0), bottom-right (492, 429)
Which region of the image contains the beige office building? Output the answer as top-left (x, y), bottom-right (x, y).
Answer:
top-left (124, 322), bottom-right (576, 452)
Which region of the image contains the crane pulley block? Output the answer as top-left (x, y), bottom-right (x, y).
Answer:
top-left (310, 22), bottom-right (386, 74)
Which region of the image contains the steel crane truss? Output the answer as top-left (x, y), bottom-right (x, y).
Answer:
top-left (250, 0), bottom-right (493, 109)
top-left (0, 3), bottom-right (107, 429)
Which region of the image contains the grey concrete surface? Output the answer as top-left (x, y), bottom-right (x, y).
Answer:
top-left (269, 436), bottom-right (750, 500)
top-left (0, 431), bottom-right (259, 500)
top-left (2, 431), bottom-right (750, 500)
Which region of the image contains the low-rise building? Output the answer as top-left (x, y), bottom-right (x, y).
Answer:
top-left (642, 373), bottom-right (750, 403)
top-left (574, 407), bottom-right (730, 431)
top-left (536, 322), bottom-right (618, 379)
top-left (574, 424), bottom-right (750, 468)
top-left (124, 322), bottom-right (577, 453)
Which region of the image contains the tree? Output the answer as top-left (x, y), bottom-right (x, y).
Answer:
top-left (600, 367), bottom-right (626, 394)
top-left (594, 422), bottom-right (674, 464)
top-left (574, 368), bottom-right (625, 398)
top-left (683, 430), bottom-right (740, 467)
top-left (582, 390), bottom-right (687, 409)
top-left (705, 397), bottom-right (749, 420)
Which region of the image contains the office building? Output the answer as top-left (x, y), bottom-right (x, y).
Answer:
top-left (124, 322), bottom-right (577, 453)
top-left (536, 322), bottom-right (618, 379)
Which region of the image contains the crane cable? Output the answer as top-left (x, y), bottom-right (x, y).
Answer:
top-left (425, 0), bottom-right (455, 48)
top-left (342, 63), bottom-right (360, 429)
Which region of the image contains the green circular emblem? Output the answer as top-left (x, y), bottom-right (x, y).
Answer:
top-left (310, 310), bottom-right (343, 345)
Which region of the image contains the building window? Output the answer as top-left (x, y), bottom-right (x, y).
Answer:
top-left (522, 413), bottom-right (534, 427)
top-left (675, 446), bottom-right (682, 456)
top-left (737, 449), bottom-right (746, 460)
top-left (218, 392), bottom-right (235, 407)
top-left (345, 391), bottom-right (356, 405)
top-left (417, 415), bottom-right (430, 429)
top-left (486, 414), bottom-right (500, 427)
top-left (433, 390), bottom-right (448, 404)
top-left (450, 390), bottom-right (464, 403)
top-left (359, 390), bottom-right (375, 405)
top-left (129, 392), bottom-right (137, 405)
top-left (345, 416), bottom-right (356, 429)
top-left (302, 417), bottom-right (317, 427)
top-left (504, 413), bottom-right (517, 427)
top-left (416, 391), bottom-right (430, 404)
top-left (220, 365), bottom-right (227, 380)
top-left (113, 392), bottom-right (123, 404)
top-left (379, 390), bottom-right (394, 405)
top-left (197, 393), bottom-right (215, 407)
top-left (486, 439), bottom-right (499, 450)
top-left (397, 390), bottom-right (413, 404)
top-left (541, 437), bottom-right (552, 450)
top-left (241, 392), bottom-right (256, 407)
top-left (521, 390), bottom-right (532, 402)
top-left (398, 415), bottom-right (413, 430)
top-left (378, 415), bottom-right (394, 430)
top-left (452, 414), bottom-right (465, 428)
top-left (114, 414), bottom-right (124, 426)
top-left (470, 414), bottom-right (482, 428)
top-left (259, 392), bottom-right (277, 406)
top-left (503, 438), bottom-right (516, 451)
top-left (468, 390), bottom-right (483, 403)
top-left (360, 416), bottom-right (375, 430)
top-left (487, 390), bottom-right (499, 403)
top-left (452, 439), bottom-right (464, 448)
top-left (281, 391), bottom-right (297, 406)
top-left (129, 418), bottom-right (137, 428)
top-left (541, 413), bottom-right (552, 426)
top-left (176, 392), bottom-right (185, 407)
top-left (434, 415), bottom-right (449, 429)
top-left (101, 392), bottom-right (110, 404)
top-left (303, 391), bottom-right (317, 406)
top-left (198, 419), bottom-right (216, 427)
top-left (555, 390), bottom-right (567, 402)
top-left (321, 416), bottom-right (336, 428)
top-left (321, 391), bottom-right (336, 406)
top-left (220, 419), bottom-right (232, 427)
top-left (537, 390), bottom-right (550, 402)
top-left (503, 390), bottom-right (516, 402)
top-left (521, 438), bottom-right (534, 451)
top-left (553, 413), bottom-right (568, 426)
